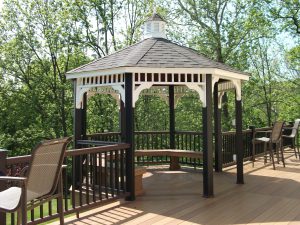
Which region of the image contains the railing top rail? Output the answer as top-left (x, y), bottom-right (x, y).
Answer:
top-left (254, 127), bottom-right (273, 131)
top-left (7, 155), bottom-right (32, 166)
top-left (6, 143), bottom-right (130, 165)
top-left (86, 132), bottom-right (120, 137)
top-left (65, 143), bottom-right (130, 157)
top-left (175, 131), bottom-right (203, 134)
top-left (134, 131), bottom-right (170, 134)
top-left (222, 129), bottom-right (252, 135)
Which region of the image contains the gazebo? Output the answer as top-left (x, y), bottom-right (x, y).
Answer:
top-left (67, 13), bottom-right (250, 200)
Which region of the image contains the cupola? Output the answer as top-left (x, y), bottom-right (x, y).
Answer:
top-left (143, 12), bottom-right (166, 39)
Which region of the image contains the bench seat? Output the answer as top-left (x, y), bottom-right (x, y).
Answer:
top-left (135, 149), bottom-right (203, 170)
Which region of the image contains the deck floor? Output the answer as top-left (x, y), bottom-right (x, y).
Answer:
top-left (51, 150), bottom-right (300, 225)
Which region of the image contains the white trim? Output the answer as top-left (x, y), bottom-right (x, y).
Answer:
top-left (111, 85), bottom-right (125, 104)
top-left (231, 79), bottom-right (242, 100)
top-left (132, 83), bottom-right (153, 107)
top-left (218, 91), bottom-right (225, 109)
top-left (212, 75), bottom-right (220, 93)
top-left (185, 83), bottom-right (206, 107)
top-left (67, 67), bottom-right (250, 81)
top-left (76, 86), bottom-right (90, 109)
top-left (67, 69), bottom-right (126, 79)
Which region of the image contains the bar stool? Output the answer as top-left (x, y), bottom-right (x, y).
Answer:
top-left (282, 119), bottom-right (300, 158)
top-left (252, 121), bottom-right (285, 170)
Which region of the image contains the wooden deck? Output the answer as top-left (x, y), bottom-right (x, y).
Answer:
top-left (51, 150), bottom-right (300, 225)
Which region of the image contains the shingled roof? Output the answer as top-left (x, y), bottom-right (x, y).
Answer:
top-left (146, 13), bottom-right (165, 22)
top-left (67, 37), bottom-right (249, 76)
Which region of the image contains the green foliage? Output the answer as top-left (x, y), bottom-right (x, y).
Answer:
top-left (0, 0), bottom-right (299, 156)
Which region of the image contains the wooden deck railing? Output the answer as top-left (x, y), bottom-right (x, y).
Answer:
top-left (2, 143), bottom-right (130, 225)
top-left (1, 126), bottom-right (297, 224)
top-left (84, 126), bottom-right (296, 167)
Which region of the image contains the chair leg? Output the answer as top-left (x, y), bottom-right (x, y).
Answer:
top-left (293, 138), bottom-right (297, 158)
top-left (275, 143), bottom-right (280, 164)
top-left (281, 141), bottom-right (285, 167)
top-left (269, 143), bottom-right (276, 170)
top-left (58, 174), bottom-right (64, 225)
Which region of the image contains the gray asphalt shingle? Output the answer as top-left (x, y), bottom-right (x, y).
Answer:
top-left (67, 38), bottom-right (248, 76)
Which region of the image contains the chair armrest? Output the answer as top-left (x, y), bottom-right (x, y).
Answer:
top-left (283, 127), bottom-right (294, 130)
top-left (0, 176), bottom-right (27, 183)
top-left (62, 164), bottom-right (67, 169)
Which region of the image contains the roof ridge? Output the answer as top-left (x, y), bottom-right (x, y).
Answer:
top-left (134, 38), bottom-right (158, 65)
top-left (67, 39), bottom-right (147, 74)
top-left (179, 44), bottom-right (241, 70)
top-left (164, 40), bottom-right (203, 65)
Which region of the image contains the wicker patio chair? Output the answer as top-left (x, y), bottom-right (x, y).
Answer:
top-left (0, 137), bottom-right (71, 225)
top-left (252, 121), bottom-right (285, 170)
top-left (282, 119), bottom-right (300, 158)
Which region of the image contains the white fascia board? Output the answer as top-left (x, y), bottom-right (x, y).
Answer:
top-left (67, 66), bottom-right (250, 81)
top-left (126, 67), bottom-right (250, 81)
top-left (213, 69), bottom-right (250, 81)
top-left (66, 68), bottom-right (126, 79)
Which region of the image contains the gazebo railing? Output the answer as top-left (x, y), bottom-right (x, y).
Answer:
top-left (84, 126), bottom-right (296, 167)
top-left (2, 143), bottom-right (130, 225)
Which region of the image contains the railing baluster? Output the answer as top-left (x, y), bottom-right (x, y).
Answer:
top-left (79, 155), bottom-right (83, 207)
top-left (120, 149), bottom-right (125, 193)
top-left (86, 154), bottom-right (90, 205)
top-left (110, 151), bottom-right (114, 198)
top-left (104, 152), bottom-right (108, 199)
top-left (115, 150), bottom-right (120, 195)
top-left (98, 153), bottom-right (103, 201)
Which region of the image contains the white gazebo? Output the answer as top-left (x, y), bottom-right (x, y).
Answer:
top-left (67, 12), bottom-right (250, 200)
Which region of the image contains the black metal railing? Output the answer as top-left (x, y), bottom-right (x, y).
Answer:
top-left (2, 143), bottom-right (130, 225)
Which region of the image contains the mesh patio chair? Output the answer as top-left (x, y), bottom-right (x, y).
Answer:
top-left (0, 137), bottom-right (71, 225)
top-left (252, 121), bottom-right (285, 170)
top-left (282, 119), bottom-right (300, 158)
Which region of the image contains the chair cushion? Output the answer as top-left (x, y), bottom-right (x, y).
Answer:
top-left (0, 187), bottom-right (21, 211)
top-left (255, 137), bottom-right (270, 142)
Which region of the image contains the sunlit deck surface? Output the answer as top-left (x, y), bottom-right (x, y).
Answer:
top-left (51, 149), bottom-right (300, 225)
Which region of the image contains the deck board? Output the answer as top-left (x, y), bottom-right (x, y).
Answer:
top-left (50, 150), bottom-right (300, 225)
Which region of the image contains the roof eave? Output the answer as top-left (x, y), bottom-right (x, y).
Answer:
top-left (66, 66), bottom-right (250, 81)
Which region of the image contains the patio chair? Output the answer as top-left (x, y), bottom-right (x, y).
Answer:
top-left (252, 121), bottom-right (285, 170)
top-left (282, 119), bottom-right (300, 158)
top-left (0, 137), bottom-right (71, 225)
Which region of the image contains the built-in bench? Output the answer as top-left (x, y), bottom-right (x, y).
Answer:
top-left (135, 149), bottom-right (203, 170)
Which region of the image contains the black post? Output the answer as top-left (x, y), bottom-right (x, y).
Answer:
top-left (236, 95), bottom-right (244, 184)
top-left (202, 74), bottom-right (214, 197)
top-left (213, 83), bottom-right (222, 172)
top-left (0, 149), bottom-right (7, 225)
top-left (249, 125), bottom-right (256, 160)
top-left (73, 82), bottom-right (87, 148)
top-left (73, 80), bottom-right (87, 187)
top-left (169, 85), bottom-right (175, 149)
top-left (120, 100), bottom-right (126, 142)
top-left (125, 73), bottom-right (135, 200)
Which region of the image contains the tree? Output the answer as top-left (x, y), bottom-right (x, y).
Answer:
top-left (268, 0), bottom-right (300, 35)
top-left (0, 0), bottom-right (90, 154)
top-left (243, 39), bottom-right (299, 126)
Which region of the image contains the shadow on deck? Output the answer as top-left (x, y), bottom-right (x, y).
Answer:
top-left (51, 150), bottom-right (300, 225)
